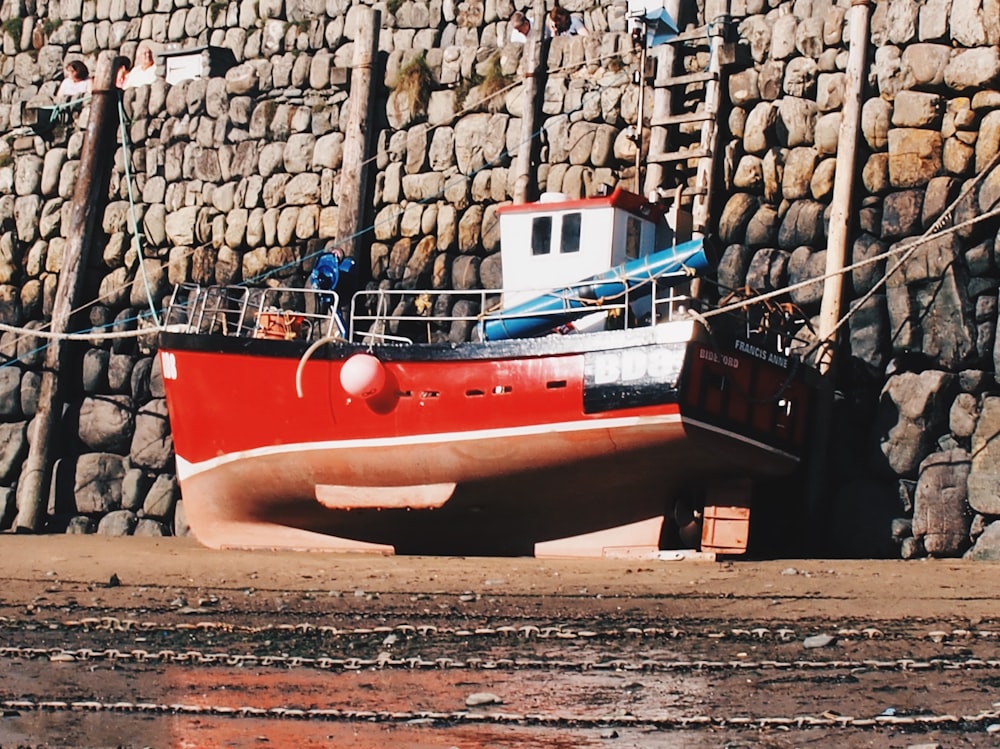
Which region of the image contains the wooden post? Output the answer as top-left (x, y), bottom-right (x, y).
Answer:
top-left (804, 0), bottom-right (871, 545)
top-left (816, 0), bottom-right (870, 375)
top-left (337, 7), bottom-right (380, 270)
top-left (15, 55), bottom-right (119, 532)
top-left (512, 0), bottom-right (547, 204)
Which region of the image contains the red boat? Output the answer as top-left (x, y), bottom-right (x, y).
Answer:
top-left (159, 189), bottom-right (812, 557)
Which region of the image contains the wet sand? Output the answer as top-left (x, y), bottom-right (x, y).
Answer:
top-left (0, 534), bottom-right (997, 621)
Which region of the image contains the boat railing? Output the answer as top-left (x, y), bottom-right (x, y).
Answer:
top-left (349, 269), bottom-right (699, 345)
top-left (164, 283), bottom-right (341, 341)
top-left (348, 288), bottom-right (498, 345)
top-left (164, 269), bottom-right (699, 345)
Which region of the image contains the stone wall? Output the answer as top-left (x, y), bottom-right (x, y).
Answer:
top-left (714, 0), bottom-right (1000, 559)
top-left (0, 0), bottom-right (997, 559)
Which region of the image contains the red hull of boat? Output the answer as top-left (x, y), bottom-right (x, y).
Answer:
top-left (160, 326), bottom-right (807, 556)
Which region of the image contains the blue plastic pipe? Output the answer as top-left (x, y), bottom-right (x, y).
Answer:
top-left (482, 238), bottom-right (707, 341)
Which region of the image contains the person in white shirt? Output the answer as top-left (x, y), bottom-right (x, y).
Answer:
top-left (546, 5), bottom-right (589, 37)
top-left (124, 46), bottom-right (157, 89)
top-left (509, 11), bottom-right (531, 43)
top-left (56, 61), bottom-right (92, 99)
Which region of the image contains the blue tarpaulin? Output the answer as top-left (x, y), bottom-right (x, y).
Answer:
top-left (644, 7), bottom-right (678, 46)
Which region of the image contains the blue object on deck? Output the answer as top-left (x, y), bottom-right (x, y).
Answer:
top-left (481, 238), bottom-right (708, 341)
top-left (309, 251), bottom-right (356, 336)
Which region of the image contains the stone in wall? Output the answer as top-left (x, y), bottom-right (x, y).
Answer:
top-left (745, 204), bottom-right (780, 247)
top-left (776, 96), bottom-right (817, 147)
top-left (885, 233), bottom-right (978, 369)
top-left (878, 370), bottom-right (958, 476)
top-left (777, 200), bottom-right (824, 250)
top-left (880, 189), bottom-right (923, 239)
top-left (813, 113), bottom-right (839, 156)
top-left (901, 43), bottom-right (950, 87)
top-left (950, 391), bottom-right (980, 443)
top-left (134, 517), bottom-right (169, 536)
top-left (718, 244), bottom-right (754, 292)
top-left (848, 294), bottom-right (890, 375)
top-left (122, 468), bottom-right (152, 514)
top-left (739, 15), bottom-right (772, 64)
top-left (97, 509), bottom-right (138, 536)
top-left (733, 154), bottom-right (764, 191)
top-left (744, 102), bottom-right (778, 153)
top-left (872, 46), bottom-right (911, 99)
top-left (944, 47), bottom-right (1000, 93)
top-left (851, 233), bottom-right (888, 296)
top-left (912, 448), bottom-right (971, 556)
top-left (718, 193), bottom-right (760, 245)
top-left (781, 146), bottom-right (817, 200)
top-left (922, 176), bottom-right (961, 227)
top-left (78, 395), bottom-right (135, 453)
top-left (977, 110), bottom-right (1000, 175)
top-left (949, 0), bottom-right (1000, 48)
top-left (745, 247), bottom-right (790, 292)
top-left (862, 98), bottom-right (891, 151)
top-left (66, 516), bottom-right (97, 534)
top-left (965, 519), bottom-right (1000, 559)
top-left (73, 453), bottom-right (128, 515)
top-left (787, 245), bottom-right (824, 308)
top-left (967, 395), bottom-right (1000, 516)
top-left (888, 128), bottom-right (943, 188)
top-left (0, 366), bottom-right (22, 419)
top-left (130, 398), bottom-right (173, 471)
top-left (882, 0), bottom-right (920, 45)
top-left (142, 473), bottom-right (177, 520)
top-left (0, 422), bottom-right (27, 484)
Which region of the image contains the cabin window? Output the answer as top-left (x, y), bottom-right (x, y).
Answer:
top-left (625, 216), bottom-right (641, 260)
top-left (561, 213), bottom-right (582, 253)
top-left (531, 217), bottom-right (552, 255)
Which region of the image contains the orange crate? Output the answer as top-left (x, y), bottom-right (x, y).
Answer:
top-left (700, 480), bottom-right (752, 554)
top-left (254, 311), bottom-right (303, 340)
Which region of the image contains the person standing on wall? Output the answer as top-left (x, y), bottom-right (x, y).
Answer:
top-left (546, 5), bottom-right (589, 37)
top-left (509, 11), bottom-right (532, 43)
top-left (124, 46), bottom-right (157, 88)
top-left (57, 61), bottom-right (92, 99)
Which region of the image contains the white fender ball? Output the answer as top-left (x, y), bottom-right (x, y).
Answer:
top-left (340, 353), bottom-right (386, 399)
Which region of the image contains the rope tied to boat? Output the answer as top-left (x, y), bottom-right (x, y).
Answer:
top-left (295, 335), bottom-right (350, 399)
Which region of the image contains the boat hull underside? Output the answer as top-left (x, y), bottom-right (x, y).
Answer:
top-left (178, 420), bottom-right (792, 556)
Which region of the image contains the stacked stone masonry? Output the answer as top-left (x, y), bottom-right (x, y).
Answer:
top-left (0, 0), bottom-right (996, 559)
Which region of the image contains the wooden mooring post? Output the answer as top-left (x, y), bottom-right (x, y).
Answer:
top-left (15, 55), bottom-right (119, 532)
top-left (803, 0), bottom-right (871, 548)
top-left (336, 7), bottom-right (380, 269)
top-left (512, 0), bottom-right (547, 204)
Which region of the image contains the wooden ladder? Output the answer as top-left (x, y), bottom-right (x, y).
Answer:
top-left (643, 6), bottom-right (736, 239)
